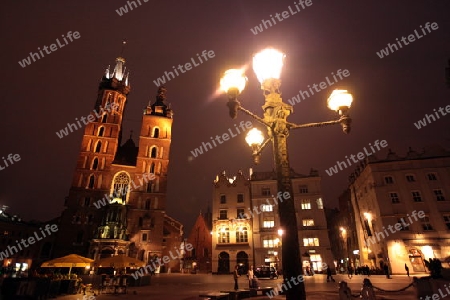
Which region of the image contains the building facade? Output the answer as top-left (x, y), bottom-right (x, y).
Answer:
top-left (185, 211), bottom-right (213, 273)
top-left (211, 171), bottom-right (253, 274)
top-left (250, 169), bottom-right (334, 275)
top-left (54, 54), bottom-right (183, 272)
top-left (210, 169), bottom-right (334, 275)
top-left (0, 208), bottom-right (57, 274)
top-left (349, 146), bottom-right (450, 275)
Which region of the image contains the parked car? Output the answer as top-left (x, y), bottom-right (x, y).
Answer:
top-left (254, 266), bottom-right (278, 279)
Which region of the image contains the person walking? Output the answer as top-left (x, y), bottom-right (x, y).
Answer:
top-left (233, 265), bottom-right (240, 290)
top-left (405, 263), bottom-right (410, 277)
top-left (326, 266), bottom-right (335, 282)
top-left (347, 266), bottom-right (353, 279)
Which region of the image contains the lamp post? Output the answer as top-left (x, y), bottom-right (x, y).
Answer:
top-left (220, 48), bottom-right (353, 299)
top-left (340, 226), bottom-right (350, 269)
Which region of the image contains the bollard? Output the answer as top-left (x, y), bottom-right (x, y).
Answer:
top-left (338, 281), bottom-right (352, 300)
top-left (361, 278), bottom-right (376, 300)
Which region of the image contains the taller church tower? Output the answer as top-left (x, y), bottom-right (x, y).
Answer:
top-left (55, 54), bottom-right (182, 269)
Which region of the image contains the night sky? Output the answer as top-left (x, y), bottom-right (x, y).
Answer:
top-left (1, 1), bottom-right (450, 234)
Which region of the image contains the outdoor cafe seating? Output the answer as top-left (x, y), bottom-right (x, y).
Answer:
top-left (99, 275), bottom-right (128, 294)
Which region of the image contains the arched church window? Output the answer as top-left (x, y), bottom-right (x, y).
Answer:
top-left (149, 147), bottom-right (157, 158)
top-left (98, 127), bottom-right (105, 137)
top-left (88, 175), bottom-right (95, 189)
top-left (95, 141), bottom-right (102, 153)
top-left (111, 172), bottom-right (131, 203)
top-left (92, 158), bottom-right (99, 170)
top-left (153, 128), bottom-right (160, 138)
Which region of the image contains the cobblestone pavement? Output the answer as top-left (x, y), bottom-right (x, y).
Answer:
top-left (51, 273), bottom-right (418, 300)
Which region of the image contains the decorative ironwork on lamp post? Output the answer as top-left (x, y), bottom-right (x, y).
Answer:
top-left (220, 48), bottom-right (354, 299)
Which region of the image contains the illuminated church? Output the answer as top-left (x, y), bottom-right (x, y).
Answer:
top-left (54, 54), bottom-right (183, 272)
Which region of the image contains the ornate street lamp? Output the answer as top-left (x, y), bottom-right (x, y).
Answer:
top-left (220, 48), bottom-right (353, 299)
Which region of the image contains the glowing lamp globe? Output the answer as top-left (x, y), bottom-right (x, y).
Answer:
top-left (220, 69), bottom-right (247, 94)
top-left (252, 48), bottom-right (285, 83)
top-left (245, 128), bottom-right (264, 147)
top-left (327, 89), bottom-right (353, 111)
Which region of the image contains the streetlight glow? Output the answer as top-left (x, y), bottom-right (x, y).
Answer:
top-left (252, 48), bottom-right (285, 83)
top-left (245, 128), bottom-right (264, 147)
top-left (327, 89), bottom-right (353, 111)
top-left (220, 69), bottom-right (247, 94)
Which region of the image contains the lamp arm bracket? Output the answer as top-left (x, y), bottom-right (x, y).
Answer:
top-left (238, 105), bottom-right (270, 127)
top-left (254, 137), bottom-right (272, 156)
top-left (287, 119), bottom-right (342, 130)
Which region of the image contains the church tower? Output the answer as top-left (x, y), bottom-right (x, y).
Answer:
top-left (55, 53), bottom-right (182, 268)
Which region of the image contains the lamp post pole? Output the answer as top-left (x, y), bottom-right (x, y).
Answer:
top-left (220, 48), bottom-right (353, 299)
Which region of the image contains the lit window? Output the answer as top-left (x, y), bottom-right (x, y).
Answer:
top-left (390, 192), bottom-right (400, 203)
top-left (302, 219), bottom-right (314, 227)
top-left (112, 172), bottom-right (130, 202)
top-left (218, 228), bottom-right (230, 243)
top-left (262, 188), bottom-right (271, 196)
top-left (220, 195), bottom-right (226, 204)
top-left (236, 227), bottom-right (248, 243)
top-left (434, 190), bottom-right (445, 201)
top-left (406, 175), bottom-right (416, 182)
top-left (412, 191), bottom-right (422, 202)
top-left (263, 217), bottom-right (275, 228)
top-left (261, 205), bottom-right (273, 212)
top-left (427, 173), bottom-right (437, 181)
top-left (303, 238), bottom-right (319, 247)
top-left (263, 238), bottom-right (276, 248)
top-left (421, 216), bottom-right (433, 231)
top-left (237, 194), bottom-right (244, 203)
top-left (219, 209), bottom-right (228, 220)
top-left (299, 185), bottom-right (308, 194)
top-left (301, 200), bottom-right (311, 210)
top-left (316, 198), bottom-right (323, 209)
top-left (384, 176), bottom-right (394, 184)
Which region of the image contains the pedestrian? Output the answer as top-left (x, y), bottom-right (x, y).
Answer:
top-left (247, 266), bottom-right (258, 288)
top-left (405, 263), bottom-right (410, 277)
top-left (347, 266), bottom-right (353, 279)
top-left (338, 281), bottom-right (352, 300)
top-left (383, 264), bottom-right (390, 279)
top-left (233, 265), bottom-right (240, 290)
top-left (360, 278), bottom-right (376, 300)
top-left (326, 266), bottom-right (335, 282)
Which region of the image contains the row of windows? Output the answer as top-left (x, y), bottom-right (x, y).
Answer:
top-left (220, 194), bottom-right (244, 204)
top-left (260, 185), bottom-right (311, 195)
top-left (384, 173), bottom-right (438, 184)
top-left (218, 199), bottom-right (323, 220)
top-left (389, 189), bottom-right (445, 203)
top-left (365, 215), bottom-right (450, 233)
top-left (261, 237), bottom-right (320, 248)
top-left (82, 172), bottom-right (159, 194)
top-left (301, 198), bottom-right (323, 210)
top-left (217, 227), bottom-right (248, 243)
